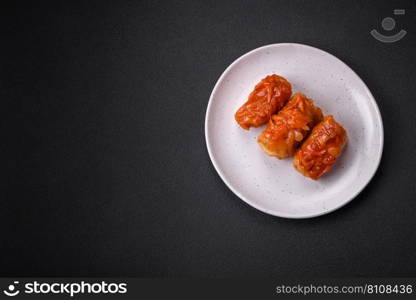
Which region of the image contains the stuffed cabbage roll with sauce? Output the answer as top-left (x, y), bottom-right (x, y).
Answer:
top-left (257, 93), bottom-right (323, 159)
top-left (293, 115), bottom-right (347, 180)
top-left (235, 74), bottom-right (292, 130)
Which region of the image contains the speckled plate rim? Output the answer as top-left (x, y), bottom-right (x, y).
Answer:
top-left (205, 43), bottom-right (384, 219)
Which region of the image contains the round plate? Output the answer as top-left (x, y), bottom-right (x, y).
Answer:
top-left (205, 43), bottom-right (383, 218)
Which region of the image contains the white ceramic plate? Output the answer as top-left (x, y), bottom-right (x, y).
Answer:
top-left (205, 43), bottom-right (383, 218)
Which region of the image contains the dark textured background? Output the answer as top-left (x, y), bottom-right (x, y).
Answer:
top-left (2, 0), bottom-right (416, 277)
